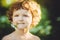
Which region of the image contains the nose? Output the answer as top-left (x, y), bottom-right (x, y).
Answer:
top-left (18, 16), bottom-right (23, 21)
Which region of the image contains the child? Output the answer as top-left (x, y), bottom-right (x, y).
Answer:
top-left (2, 0), bottom-right (41, 40)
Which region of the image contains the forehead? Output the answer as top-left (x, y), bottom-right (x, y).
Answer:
top-left (13, 9), bottom-right (31, 15)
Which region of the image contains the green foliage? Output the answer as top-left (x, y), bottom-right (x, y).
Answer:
top-left (0, 16), bottom-right (9, 23)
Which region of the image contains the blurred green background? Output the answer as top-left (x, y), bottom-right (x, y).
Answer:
top-left (0, 0), bottom-right (60, 40)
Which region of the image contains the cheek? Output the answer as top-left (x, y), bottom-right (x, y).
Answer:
top-left (12, 18), bottom-right (18, 24)
top-left (23, 17), bottom-right (32, 24)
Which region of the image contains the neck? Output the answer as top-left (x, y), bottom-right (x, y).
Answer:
top-left (14, 27), bottom-right (30, 36)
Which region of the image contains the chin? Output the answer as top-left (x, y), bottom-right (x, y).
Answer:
top-left (17, 26), bottom-right (27, 29)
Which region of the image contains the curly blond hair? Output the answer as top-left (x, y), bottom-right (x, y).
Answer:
top-left (7, 0), bottom-right (41, 28)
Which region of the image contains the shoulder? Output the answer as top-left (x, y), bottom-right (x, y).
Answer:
top-left (2, 33), bottom-right (14, 40)
top-left (2, 35), bottom-right (10, 40)
top-left (27, 33), bottom-right (41, 40)
top-left (32, 35), bottom-right (41, 40)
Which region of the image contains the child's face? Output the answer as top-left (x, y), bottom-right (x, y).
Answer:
top-left (12, 9), bottom-right (32, 29)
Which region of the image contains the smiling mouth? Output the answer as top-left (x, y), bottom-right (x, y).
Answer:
top-left (18, 23), bottom-right (25, 24)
